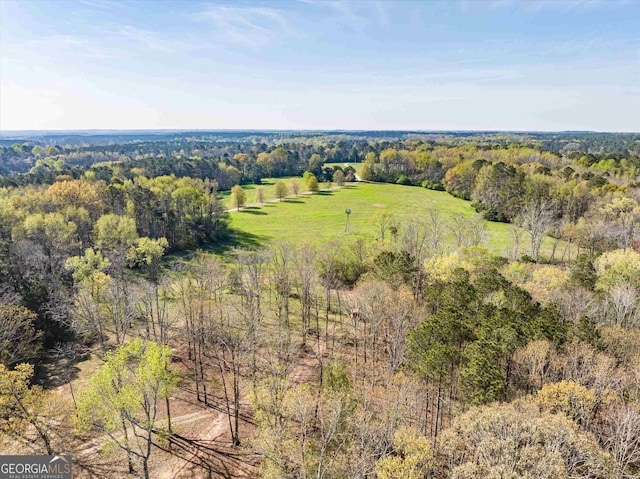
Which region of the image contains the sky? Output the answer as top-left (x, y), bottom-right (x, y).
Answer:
top-left (0, 0), bottom-right (638, 132)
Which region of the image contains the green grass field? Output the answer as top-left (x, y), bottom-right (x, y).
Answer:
top-left (219, 176), bottom-right (330, 210)
top-left (226, 181), bottom-right (569, 259)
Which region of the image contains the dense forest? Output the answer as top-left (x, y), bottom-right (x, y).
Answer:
top-left (0, 131), bottom-right (639, 478)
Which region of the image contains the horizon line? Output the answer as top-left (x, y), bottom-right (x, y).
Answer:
top-left (2, 128), bottom-right (638, 135)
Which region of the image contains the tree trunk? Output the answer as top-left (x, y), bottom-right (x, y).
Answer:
top-left (121, 417), bottom-right (134, 474)
top-left (166, 395), bottom-right (172, 435)
top-left (434, 376), bottom-right (442, 440)
top-left (218, 357), bottom-right (235, 445)
top-left (198, 338), bottom-right (208, 405)
top-left (233, 363), bottom-right (241, 446)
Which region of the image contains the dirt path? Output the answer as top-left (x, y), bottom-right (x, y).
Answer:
top-left (63, 323), bottom-right (329, 478)
top-left (155, 405), bottom-right (237, 479)
top-left (155, 348), bottom-right (320, 479)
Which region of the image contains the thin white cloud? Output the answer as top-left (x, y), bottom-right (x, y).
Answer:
top-left (78, 0), bottom-right (122, 10)
top-left (29, 35), bottom-right (112, 60)
top-left (298, 0), bottom-right (375, 30)
top-left (463, 0), bottom-right (627, 13)
top-left (112, 26), bottom-right (180, 53)
top-left (197, 5), bottom-right (291, 49)
top-left (523, 0), bottom-right (603, 13)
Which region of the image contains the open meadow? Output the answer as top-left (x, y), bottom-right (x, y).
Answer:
top-left (219, 176), bottom-right (312, 210)
top-left (226, 180), bottom-right (569, 259)
top-left (3, 1), bottom-right (638, 477)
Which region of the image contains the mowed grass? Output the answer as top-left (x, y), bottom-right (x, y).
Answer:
top-left (227, 181), bottom-right (568, 258)
top-left (219, 177), bottom-right (319, 210)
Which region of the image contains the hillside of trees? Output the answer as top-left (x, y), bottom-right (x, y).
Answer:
top-left (0, 132), bottom-right (639, 478)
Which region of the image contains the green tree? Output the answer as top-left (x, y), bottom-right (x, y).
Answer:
top-left (308, 153), bottom-right (324, 176)
top-left (126, 237), bottom-right (169, 280)
top-left (93, 213), bottom-right (138, 252)
top-left (274, 181), bottom-right (289, 201)
top-left (65, 247), bottom-right (111, 283)
top-left (376, 427), bottom-right (433, 479)
top-left (459, 339), bottom-right (506, 405)
top-left (31, 145), bottom-right (45, 158)
top-left (372, 209), bottom-right (393, 240)
top-left (0, 303), bottom-right (42, 367)
top-left (594, 249), bottom-right (640, 293)
top-left (535, 380), bottom-right (599, 429)
top-left (45, 145), bottom-right (60, 156)
top-left (22, 212), bottom-right (78, 257)
top-left (231, 184), bottom-right (247, 211)
top-left (600, 197), bottom-right (640, 249)
top-left (306, 174), bottom-right (319, 192)
top-left (472, 162), bottom-right (524, 222)
top-left (225, 165), bottom-right (242, 186)
top-left (440, 400), bottom-right (613, 479)
top-left (443, 161), bottom-right (476, 200)
top-left (0, 363), bottom-right (69, 455)
top-left (409, 309), bottom-right (470, 435)
top-left (75, 339), bottom-right (179, 478)
top-left (360, 162), bottom-right (373, 181)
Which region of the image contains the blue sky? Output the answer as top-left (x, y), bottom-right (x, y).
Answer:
top-left (1, 0), bottom-right (638, 131)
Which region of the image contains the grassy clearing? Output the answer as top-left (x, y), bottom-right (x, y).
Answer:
top-left (227, 181), bottom-right (569, 259)
top-left (219, 177), bottom-right (321, 210)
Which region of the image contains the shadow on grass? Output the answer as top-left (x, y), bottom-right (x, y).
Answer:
top-left (203, 228), bottom-right (269, 255)
top-left (239, 208), bottom-right (267, 215)
top-left (284, 199), bottom-right (305, 204)
top-left (316, 190), bottom-right (335, 196)
top-left (35, 348), bottom-right (93, 389)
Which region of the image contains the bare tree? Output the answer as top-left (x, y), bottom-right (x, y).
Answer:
top-left (513, 339), bottom-right (553, 393)
top-left (382, 288), bottom-right (416, 374)
top-left (294, 244), bottom-right (318, 347)
top-left (373, 209), bottom-right (394, 241)
top-left (600, 404), bottom-right (640, 479)
top-left (507, 225), bottom-right (526, 260)
top-left (233, 249), bottom-right (268, 383)
top-left (137, 277), bottom-right (176, 345)
top-left (269, 242), bottom-right (294, 329)
top-left (518, 197), bottom-right (555, 261)
top-left (104, 276), bottom-right (137, 346)
top-left (448, 214), bottom-right (468, 249)
top-left (467, 214), bottom-right (487, 247)
top-left (136, 277), bottom-right (178, 432)
top-left (290, 178), bottom-right (300, 197)
top-left (0, 299), bottom-right (42, 367)
top-left (317, 243), bottom-right (342, 344)
top-left (400, 218), bottom-right (430, 301)
top-left (350, 281), bottom-right (387, 384)
top-left (176, 254), bottom-right (226, 405)
top-left (69, 273), bottom-right (136, 350)
top-left (69, 281), bottom-right (108, 349)
top-left (255, 187), bottom-right (265, 205)
top-left (448, 213), bottom-right (486, 250)
top-left (606, 284), bottom-right (639, 328)
top-left (426, 207), bottom-right (446, 255)
top-left (208, 298), bottom-right (250, 446)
